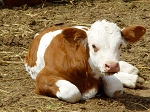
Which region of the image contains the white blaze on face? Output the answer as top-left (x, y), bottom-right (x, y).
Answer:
top-left (88, 20), bottom-right (123, 78)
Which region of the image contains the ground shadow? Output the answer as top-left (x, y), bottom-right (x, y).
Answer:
top-left (97, 91), bottom-right (150, 111)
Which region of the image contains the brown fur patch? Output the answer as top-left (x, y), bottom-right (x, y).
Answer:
top-left (62, 27), bottom-right (87, 44)
top-left (121, 26), bottom-right (146, 43)
top-left (35, 67), bottom-right (60, 97)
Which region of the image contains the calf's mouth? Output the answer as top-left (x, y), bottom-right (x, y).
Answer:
top-left (104, 72), bottom-right (116, 76)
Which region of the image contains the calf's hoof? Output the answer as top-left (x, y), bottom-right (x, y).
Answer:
top-left (136, 76), bottom-right (145, 88)
top-left (113, 90), bottom-right (123, 98)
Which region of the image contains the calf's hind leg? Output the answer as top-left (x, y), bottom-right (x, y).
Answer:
top-left (35, 68), bottom-right (81, 103)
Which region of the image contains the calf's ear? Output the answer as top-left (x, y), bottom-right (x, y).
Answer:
top-left (121, 26), bottom-right (146, 43)
top-left (61, 28), bottom-right (87, 43)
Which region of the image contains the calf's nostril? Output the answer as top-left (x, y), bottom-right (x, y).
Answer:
top-left (105, 62), bottom-right (120, 72)
top-left (105, 64), bottom-right (110, 69)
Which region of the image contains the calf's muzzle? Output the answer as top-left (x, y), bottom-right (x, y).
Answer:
top-left (105, 62), bottom-right (120, 73)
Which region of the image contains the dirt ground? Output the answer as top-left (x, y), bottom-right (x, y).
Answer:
top-left (0, 0), bottom-right (150, 112)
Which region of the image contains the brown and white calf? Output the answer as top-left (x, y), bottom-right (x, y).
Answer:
top-left (25, 20), bottom-right (146, 103)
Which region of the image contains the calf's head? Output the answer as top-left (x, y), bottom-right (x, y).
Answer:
top-left (88, 20), bottom-right (146, 76)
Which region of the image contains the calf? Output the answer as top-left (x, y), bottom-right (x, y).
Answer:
top-left (25, 20), bottom-right (146, 103)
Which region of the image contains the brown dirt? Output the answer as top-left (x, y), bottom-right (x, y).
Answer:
top-left (0, 0), bottom-right (150, 112)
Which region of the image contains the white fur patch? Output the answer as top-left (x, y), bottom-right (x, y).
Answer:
top-left (114, 72), bottom-right (138, 88)
top-left (119, 61), bottom-right (139, 75)
top-left (102, 75), bottom-right (123, 98)
top-left (25, 30), bottom-right (62, 80)
top-left (82, 88), bottom-right (98, 100)
top-left (87, 20), bottom-right (123, 78)
top-left (56, 80), bottom-right (81, 103)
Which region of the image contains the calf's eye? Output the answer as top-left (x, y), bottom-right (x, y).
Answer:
top-left (92, 45), bottom-right (98, 52)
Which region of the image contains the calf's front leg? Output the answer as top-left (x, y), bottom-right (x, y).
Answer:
top-left (102, 75), bottom-right (124, 98)
top-left (114, 61), bottom-right (145, 88)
